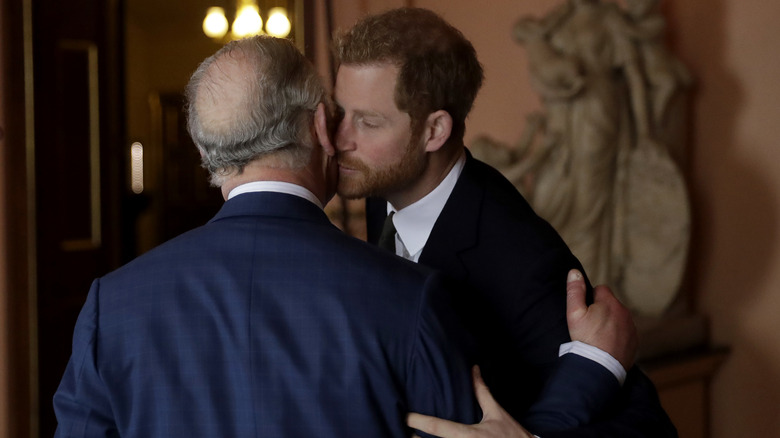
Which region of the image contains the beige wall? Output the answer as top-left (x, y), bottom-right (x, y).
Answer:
top-left (335, 0), bottom-right (780, 435)
top-left (671, 0), bottom-right (780, 434)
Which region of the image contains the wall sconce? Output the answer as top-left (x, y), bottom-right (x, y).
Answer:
top-left (130, 142), bottom-right (144, 194)
top-left (202, 0), bottom-right (292, 41)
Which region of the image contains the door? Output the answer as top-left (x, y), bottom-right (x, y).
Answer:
top-left (32, 0), bottom-right (125, 435)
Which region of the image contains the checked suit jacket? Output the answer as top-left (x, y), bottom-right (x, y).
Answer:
top-left (53, 191), bottom-right (479, 437)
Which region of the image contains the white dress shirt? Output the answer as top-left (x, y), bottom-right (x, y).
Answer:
top-left (387, 154), bottom-right (466, 262)
top-left (228, 181), bottom-right (323, 208)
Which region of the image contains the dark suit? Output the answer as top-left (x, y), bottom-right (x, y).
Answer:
top-left (54, 191), bottom-right (478, 437)
top-left (367, 153), bottom-right (677, 436)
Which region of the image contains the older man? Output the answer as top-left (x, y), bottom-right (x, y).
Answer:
top-left (52, 35), bottom-right (479, 437)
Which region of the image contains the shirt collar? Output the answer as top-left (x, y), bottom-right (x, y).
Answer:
top-left (388, 153), bottom-right (466, 261)
top-left (227, 181), bottom-right (323, 209)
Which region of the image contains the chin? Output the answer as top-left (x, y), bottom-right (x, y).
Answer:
top-left (336, 187), bottom-right (366, 200)
top-left (337, 180), bottom-right (372, 200)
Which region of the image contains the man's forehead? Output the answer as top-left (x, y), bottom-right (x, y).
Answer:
top-left (336, 61), bottom-right (399, 78)
top-left (334, 63), bottom-right (399, 98)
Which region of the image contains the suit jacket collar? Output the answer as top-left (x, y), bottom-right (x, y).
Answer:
top-left (366, 150), bottom-right (487, 279)
top-left (210, 191), bottom-right (333, 227)
top-left (417, 150), bottom-right (483, 278)
top-left (366, 149), bottom-right (485, 279)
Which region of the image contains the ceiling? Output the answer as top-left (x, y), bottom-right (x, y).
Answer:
top-left (125, 0), bottom-right (296, 31)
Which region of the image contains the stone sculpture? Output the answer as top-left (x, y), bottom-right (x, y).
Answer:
top-left (472, 0), bottom-right (692, 316)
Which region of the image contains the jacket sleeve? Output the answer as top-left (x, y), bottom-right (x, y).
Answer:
top-left (532, 365), bottom-right (678, 438)
top-left (53, 279), bottom-right (119, 438)
top-left (464, 242), bottom-right (676, 437)
top-left (522, 353), bottom-right (620, 433)
top-left (405, 273), bottom-right (481, 436)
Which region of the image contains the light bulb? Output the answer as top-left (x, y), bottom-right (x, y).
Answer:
top-left (265, 7), bottom-right (291, 38)
top-left (232, 4), bottom-right (263, 38)
top-left (202, 7), bottom-right (229, 39)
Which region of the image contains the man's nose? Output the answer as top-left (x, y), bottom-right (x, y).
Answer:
top-left (335, 120), bottom-right (355, 152)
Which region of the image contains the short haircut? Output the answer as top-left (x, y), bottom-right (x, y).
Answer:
top-left (333, 7), bottom-right (484, 141)
top-left (185, 35), bottom-right (325, 185)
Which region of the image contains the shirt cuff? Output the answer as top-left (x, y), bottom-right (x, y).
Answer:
top-left (559, 341), bottom-right (626, 385)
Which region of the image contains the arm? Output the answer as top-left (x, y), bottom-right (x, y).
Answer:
top-left (502, 270), bottom-right (676, 437)
top-left (540, 369), bottom-right (677, 438)
top-left (408, 366), bottom-right (676, 438)
top-left (408, 366), bottom-right (534, 438)
top-left (53, 280), bottom-right (119, 438)
top-left (405, 271), bottom-right (676, 437)
top-left (406, 271), bottom-right (624, 437)
top-left (520, 270), bottom-right (631, 434)
top-left (406, 273), bottom-right (481, 436)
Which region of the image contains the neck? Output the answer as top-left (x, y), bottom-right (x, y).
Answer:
top-left (386, 143), bottom-right (465, 210)
top-left (220, 160), bottom-right (328, 204)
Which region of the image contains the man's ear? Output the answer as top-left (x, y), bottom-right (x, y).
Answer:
top-left (422, 110), bottom-right (453, 153)
top-left (314, 102), bottom-right (335, 157)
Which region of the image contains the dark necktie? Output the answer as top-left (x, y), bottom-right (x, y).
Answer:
top-left (377, 212), bottom-right (396, 253)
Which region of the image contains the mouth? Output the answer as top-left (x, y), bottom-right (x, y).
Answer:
top-left (337, 159), bottom-right (361, 174)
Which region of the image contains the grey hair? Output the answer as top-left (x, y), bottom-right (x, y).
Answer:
top-left (185, 36), bottom-right (325, 186)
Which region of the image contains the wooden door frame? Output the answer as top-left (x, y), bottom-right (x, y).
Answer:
top-left (0, 0), bottom-right (36, 435)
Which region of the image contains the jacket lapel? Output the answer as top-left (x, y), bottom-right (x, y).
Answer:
top-left (364, 150), bottom-right (485, 281)
top-left (418, 152), bottom-right (482, 282)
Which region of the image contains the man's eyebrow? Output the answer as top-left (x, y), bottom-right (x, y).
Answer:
top-left (332, 101), bottom-right (387, 119)
top-left (353, 109), bottom-right (387, 119)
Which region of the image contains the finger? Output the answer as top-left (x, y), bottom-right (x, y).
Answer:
top-left (566, 269), bottom-right (587, 320)
top-left (471, 366), bottom-right (500, 418)
top-left (407, 412), bottom-right (471, 438)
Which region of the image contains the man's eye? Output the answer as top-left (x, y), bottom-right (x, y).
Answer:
top-left (360, 119), bottom-right (379, 128)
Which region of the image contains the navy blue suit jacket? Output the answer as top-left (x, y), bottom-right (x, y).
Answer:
top-left (367, 153), bottom-right (676, 436)
top-left (54, 192), bottom-right (479, 437)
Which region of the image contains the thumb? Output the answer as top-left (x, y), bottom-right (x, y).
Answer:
top-left (472, 366), bottom-right (500, 419)
top-left (566, 269), bottom-right (587, 323)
